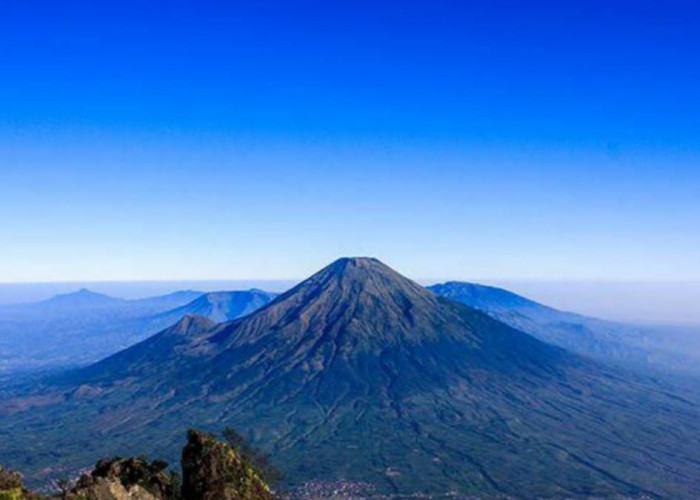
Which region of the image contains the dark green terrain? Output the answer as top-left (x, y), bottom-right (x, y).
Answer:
top-left (2, 258), bottom-right (699, 499)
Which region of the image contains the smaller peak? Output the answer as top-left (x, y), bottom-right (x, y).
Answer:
top-left (69, 288), bottom-right (105, 297)
top-left (172, 314), bottom-right (217, 335)
top-left (45, 288), bottom-right (119, 305)
top-left (181, 312), bottom-right (215, 323)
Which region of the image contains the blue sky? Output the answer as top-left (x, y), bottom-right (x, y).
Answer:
top-left (0, 0), bottom-right (699, 283)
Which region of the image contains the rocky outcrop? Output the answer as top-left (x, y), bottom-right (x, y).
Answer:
top-left (66, 458), bottom-right (174, 500)
top-left (0, 466), bottom-right (43, 500)
top-left (1, 430), bottom-right (274, 500)
top-left (181, 430), bottom-right (274, 500)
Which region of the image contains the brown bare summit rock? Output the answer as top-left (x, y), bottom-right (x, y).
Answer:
top-left (181, 430), bottom-right (274, 500)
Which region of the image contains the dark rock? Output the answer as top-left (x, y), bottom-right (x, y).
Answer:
top-left (66, 457), bottom-right (173, 500)
top-left (181, 430), bottom-right (274, 500)
top-left (0, 466), bottom-right (43, 499)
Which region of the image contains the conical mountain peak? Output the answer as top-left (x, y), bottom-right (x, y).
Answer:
top-left (53, 288), bottom-right (113, 300)
top-left (37, 288), bottom-right (124, 310)
top-left (215, 257), bottom-right (486, 348)
top-left (295, 256), bottom-right (432, 304)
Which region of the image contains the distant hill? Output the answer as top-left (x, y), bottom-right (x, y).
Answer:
top-left (0, 289), bottom-right (204, 320)
top-left (151, 290), bottom-right (277, 325)
top-left (2, 258), bottom-right (700, 499)
top-left (0, 288), bottom-right (274, 377)
top-left (38, 288), bottom-right (123, 309)
top-left (428, 281), bottom-right (700, 374)
top-left (0, 289), bottom-right (126, 320)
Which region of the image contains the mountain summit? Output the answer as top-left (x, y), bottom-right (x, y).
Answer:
top-left (31, 289), bottom-right (124, 313)
top-left (224, 256), bottom-right (492, 346)
top-left (3, 258), bottom-right (700, 499)
top-left (86, 257), bottom-right (562, 385)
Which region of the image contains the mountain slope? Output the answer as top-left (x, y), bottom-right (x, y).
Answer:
top-left (150, 290), bottom-right (277, 325)
top-left (2, 259), bottom-right (700, 499)
top-left (428, 281), bottom-right (700, 373)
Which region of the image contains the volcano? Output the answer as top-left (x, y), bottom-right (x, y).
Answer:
top-left (2, 258), bottom-right (700, 499)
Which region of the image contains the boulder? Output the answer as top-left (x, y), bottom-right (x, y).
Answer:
top-left (181, 430), bottom-right (274, 500)
top-left (0, 466), bottom-right (43, 500)
top-left (66, 458), bottom-right (173, 500)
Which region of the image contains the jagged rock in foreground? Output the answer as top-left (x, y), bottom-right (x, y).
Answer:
top-left (66, 457), bottom-right (173, 500)
top-left (1, 430), bottom-right (274, 500)
top-left (0, 466), bottom-right (42, 500)
top-left (182, 430), bottom-right (274, 500)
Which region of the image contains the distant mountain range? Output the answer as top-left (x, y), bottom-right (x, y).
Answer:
top-left (2, 258), bottom-right (699, 499)
top-left (429, 281), bottom-right (700, 375)
top-left (0, 289), bottom-right (204, 319)
top-left (0, 289), bottom-right (276, 377)
top-left (3, 277), bottom-right (698, 381)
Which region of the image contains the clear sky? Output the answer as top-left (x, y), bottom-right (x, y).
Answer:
top-left (1, 0), bottom-right (699, 284)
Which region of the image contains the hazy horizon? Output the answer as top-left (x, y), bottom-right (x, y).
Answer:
top-left (2, 276), bottom-right (699, 325)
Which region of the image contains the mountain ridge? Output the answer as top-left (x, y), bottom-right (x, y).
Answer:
top-left (0, 288), bottom-right (275, 377)
top-left (150, 289), bottom-right (277, 325)
top-left (428, 280), bottom-right (700, 373)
